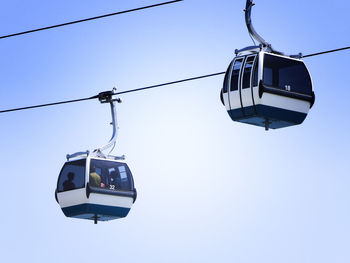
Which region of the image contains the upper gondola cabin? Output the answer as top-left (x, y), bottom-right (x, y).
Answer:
top-left (220, 48), bottom-right (315, 130)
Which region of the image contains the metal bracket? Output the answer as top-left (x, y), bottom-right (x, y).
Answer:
top-left (245, 1), bottom-right (270, 48)
top-left (290, 52), bottom-right (303, 59)
top-left (263, 118), bottom-right (271, 131)
top-left (98, 89), bottom-right (122, 104)
top-left (244, 0), bottom-right (283, 55)
top-left (235, 45), bottom-right (261, 55)
top-left (93, 87), bottom-right (123, 157)
top-left (66, 151), bottom-right (90, 161)
top-left (107, 154), bottom-right (126, 160)
top-left (65, 87), bottom-right (125, 161)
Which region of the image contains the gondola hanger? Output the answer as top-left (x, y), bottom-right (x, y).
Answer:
top-left (220, 0), bottom-right (315, 130)
top-left (56, 88), bottom-right (137, 224)
top-left (66, 87), bottom-right (124, 161)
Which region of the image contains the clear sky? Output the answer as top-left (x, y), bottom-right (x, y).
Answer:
top-left (0, 0), bottom-right (349, 262)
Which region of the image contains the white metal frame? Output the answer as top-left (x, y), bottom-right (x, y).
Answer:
top-left (240, 54), bottom-right (258, 111)
top-left (66, 88), bottom-right (125, 161)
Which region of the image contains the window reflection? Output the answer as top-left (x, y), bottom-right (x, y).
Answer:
top-left (223, 62), bottom-right (233, 93)
top-left (263, 54), bottom-right (312, 95)
top-left (89, 159), bottom-right (133, 191)
top-left (252, 56), bottom-right (259, 87)
top-left (230, 59), bottom-right (243, 91)
top-left (58, 159), bottom-right (86, 192)
top-left (242, 56), bottom-right (255, 89)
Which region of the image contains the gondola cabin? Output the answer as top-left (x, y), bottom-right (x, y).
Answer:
top-left (55, 155), bottom-right (137, 223)
top-left (220, 48), bottom-right (315, 129)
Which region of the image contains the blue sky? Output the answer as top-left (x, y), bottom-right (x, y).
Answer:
top-left (0, 1), bottom-right (349, 262)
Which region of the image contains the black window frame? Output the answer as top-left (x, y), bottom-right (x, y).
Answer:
top-left (242, 56), bottom-right (256, 89)
top-left (252, 55), bottom-right (259, 87)
top-left (89, 159), bottom-right (134, 192)
top-left (262, 54), bottom-right (312, 95)
top-left (230, 58), bottom-right (244, 92)
top-left (223, 61), bottom-right (233, 93)
top-left (57, 159), bottom-right (86, 193)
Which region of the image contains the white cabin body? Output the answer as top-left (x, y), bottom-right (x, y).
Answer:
top-left (220, 49), bottom-right (315, 129)
top-left (55, 155), bottom-right (137, 222)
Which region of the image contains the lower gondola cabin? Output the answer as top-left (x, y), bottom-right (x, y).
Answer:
top-left (55, 156), bottom-right (137, 223)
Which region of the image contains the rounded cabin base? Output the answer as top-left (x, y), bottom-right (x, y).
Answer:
top-left (62, 203), bottom-right (131, 221)
top-left (228, 104), bottom-right (307, 129)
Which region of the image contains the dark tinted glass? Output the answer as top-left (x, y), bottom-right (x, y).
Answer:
top-left (263, 54), bottom-right (312, 95)
top-left (230, 59), bottom-right (243, 91)
top-left (223, 62), bottom-right (233, 93)
top-left (58, 159), bottom-right (86, 192)
top-left (242, 56), bottom-right (255, 89)
top-left (89, 159), bottom-right (133, 191)
top-left (252, 56), bottom-right (259, 87)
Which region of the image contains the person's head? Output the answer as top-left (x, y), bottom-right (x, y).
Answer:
top-left (90, 165), bottom-right (96, 173)
top-left (67, 172), bottom-right (75, 181)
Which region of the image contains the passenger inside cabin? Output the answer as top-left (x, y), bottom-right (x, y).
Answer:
top-left (63, 172), bottom-right (76, 191)
top-left (108, 170), bottom-right (119, 190)
top-left (100, 170), bottom-right (109, 188)
top-left (89, 165), bottom-right (101, 187)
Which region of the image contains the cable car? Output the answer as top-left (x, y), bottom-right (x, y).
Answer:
top-left (55, 89), bottom-right (137, 223)
top-left (55, 154), bottom-right (136, 223)
top-left (220, 48), bottom-right (315, 129)
top-left (221, 0), bottom-right (315, 130)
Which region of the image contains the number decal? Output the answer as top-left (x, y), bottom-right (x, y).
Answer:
top-left (285, 85), bottom-right (291, 91)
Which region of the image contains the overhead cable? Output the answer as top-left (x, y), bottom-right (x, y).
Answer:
top-left (0, 45), bottom-right (349, 114)
top-left (0, 72), bottom-right (225, 114)
top-left (302, 46), bottom-right (350, 58)
top-left (114, 72), bottom-right (225, 95)
top-left (0, 95), bottom-right (99, 113)
top-left (0, 0), bottom-right (183, 40)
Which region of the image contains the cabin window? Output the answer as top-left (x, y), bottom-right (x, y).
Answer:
top-left (223, 62), bottom-right (233, 93)
top-left (89, 159), bottom-right (133, 191)
top-left (263, 54), bottom-right (312, 95)
top-left (230, 59), bottom-right (243, 91)
top-left (242, 56), bottom-right (256, 89)
top-left (57, 159), bottom-right (86, 192)
top-left (252, 56), bottom-right (259, 87)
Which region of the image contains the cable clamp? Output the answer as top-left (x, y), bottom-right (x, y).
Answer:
top-left (98, 87), bottom-right (121, 104)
